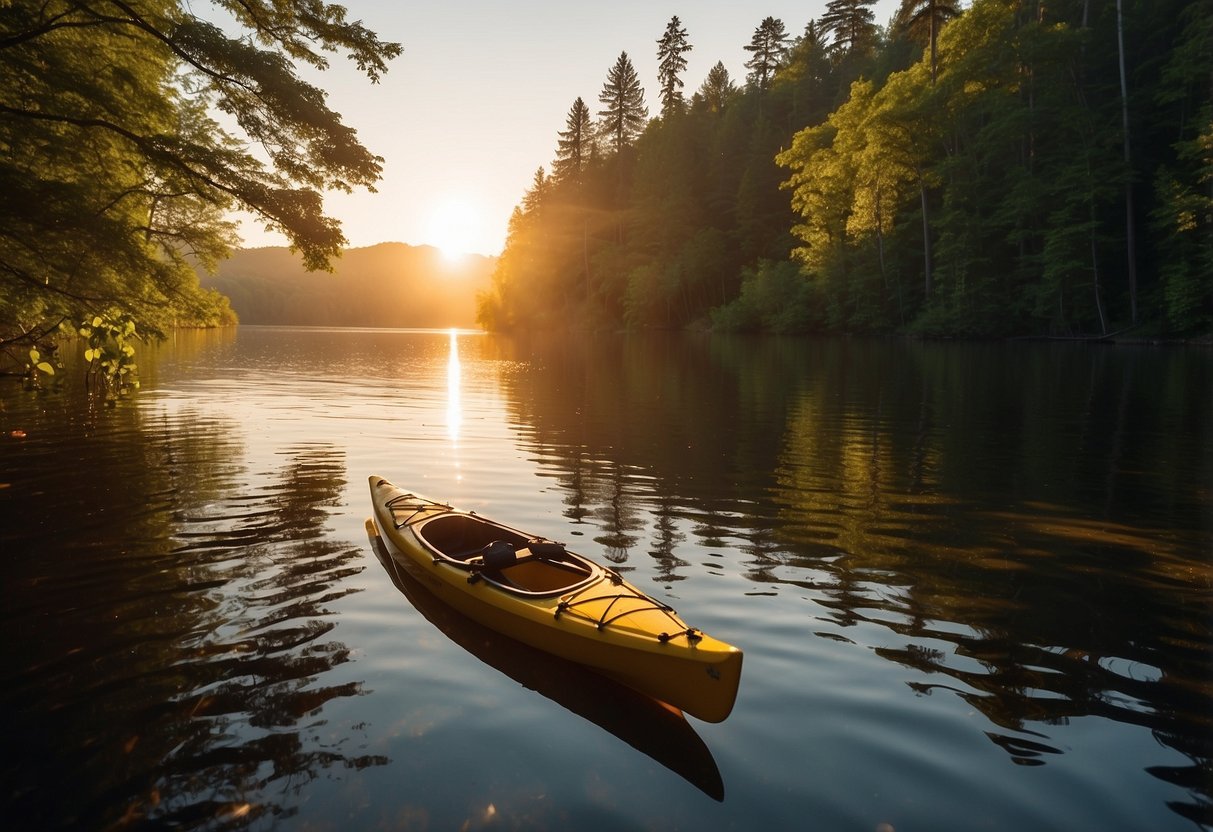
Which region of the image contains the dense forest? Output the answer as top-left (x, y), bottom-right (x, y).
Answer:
top-left (202, 244), bottom-right (493, 328)
top-left (477, 0), bottom-right (1212, 338)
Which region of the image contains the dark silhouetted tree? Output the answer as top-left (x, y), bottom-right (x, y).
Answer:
top-left (821, 0), bottom-right (880, 60)
top-left (554, 97), bottom-right (596, 183)
top-left (895, 0), bottom-right (963, 82)
top-left (744, 16), bottom-right (791, 92)
top-left (695, 61), bottom-right (738, 113)
top-left (657, 16), bottom-right (693, 117)
top-left (598, 51), bottom-right (649, 154)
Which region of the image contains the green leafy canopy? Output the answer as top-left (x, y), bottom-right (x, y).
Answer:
top-left (0, 0), bottom-right (402, 375)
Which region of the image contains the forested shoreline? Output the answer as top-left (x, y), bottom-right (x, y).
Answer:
top-left (477, 0), bottom-right (1212, 339)
top-left (3, 0), bottom-right (1209, 392)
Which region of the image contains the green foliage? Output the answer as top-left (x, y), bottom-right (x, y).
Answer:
top-left (0, 0), bottom-right (400, 378)
top-left (1148, 0), bottom-right (1213, 334)
top-left (482, 0), bottom-right (1210, 340)
top-left (711, 260), bottom-right (819, 333)
top-left (78, 314), bottom-right (141, 399)
top-left (894, 0), bottom-right (963, 81)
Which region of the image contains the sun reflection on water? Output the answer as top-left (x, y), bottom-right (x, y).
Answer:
top-left (446, 328), bottom-right (461, 445)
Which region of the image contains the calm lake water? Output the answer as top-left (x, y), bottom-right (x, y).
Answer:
top-left (1, 327), bottom-right (1209, 831)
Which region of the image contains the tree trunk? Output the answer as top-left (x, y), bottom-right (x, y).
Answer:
top-left (1116, 0), bottom-right (1139, 323)
top-left (1092, 227), bottom-right (1108, 335)
top-left (929, 1), bottom-right (938, 85)
top-left (875, 186), bottom-right (888, 289)
top-left (918, 175), bottom-right (933, 299)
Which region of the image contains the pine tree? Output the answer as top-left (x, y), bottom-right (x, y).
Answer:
top-left (657, 16), bottom-right (693, 117)
top-left (522, 168), bottom-right (551, 214)
top-left (895, 0), bottom-right (963, 83)
top-left (695, 62), bottom-right (737, 113)
top-left (597, 52), bottom-right (649, 154)
top-left (553, 97), bottom-right (595, 183)
top-left (820, 0), bottom-right (880, 60)
top-left (744, 17), bottom-right (791, 92)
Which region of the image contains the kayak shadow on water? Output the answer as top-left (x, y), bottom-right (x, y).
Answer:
top-left (365, 518), bottom-right (726, 802)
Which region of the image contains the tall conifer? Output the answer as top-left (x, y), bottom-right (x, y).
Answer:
top-left (696, 62), bottom-right (737, 113)
top-left (744, 17), bottom-right (791, 92)
top-left (554, 97), bottom-right (595, 183)
top-left (657, 16), bottom-right (693, 117)
top-left (597, 52), bottom-right (649, 154)
top-left (820, 0), bottom-right (879, 59)
top-left (895, 0), bottom-right (962, 82)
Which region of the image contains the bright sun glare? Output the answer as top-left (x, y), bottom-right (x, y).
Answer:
top-left (426, 196), bottom-right (481, 262)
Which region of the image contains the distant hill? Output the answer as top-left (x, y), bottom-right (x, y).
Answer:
top-left (200, 243), bottom-right (495, 328)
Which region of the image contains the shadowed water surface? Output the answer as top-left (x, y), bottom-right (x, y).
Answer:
top-left (0, 327), bottom-right (1208, 830)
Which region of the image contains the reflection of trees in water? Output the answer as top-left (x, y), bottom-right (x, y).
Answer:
top-left (559, 451), bottom-right (593, 525)
top-left (589, 463), bottom-right (644, 562)
top-left (1, 421), bottom-right (384, 829)
top-left (647, 494), bottom-right (688, 583)
top-left (136, 443), bottom-right (385, 828)
top-left (495, 333), bottom-right (1213, 827)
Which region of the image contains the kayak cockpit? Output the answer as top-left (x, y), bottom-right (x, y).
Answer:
top-left (416, 514), bottom-right (600, 597)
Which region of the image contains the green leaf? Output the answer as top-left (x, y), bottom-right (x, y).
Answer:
top-left (28, 349), bottom-right (40, 363)
top-left (92, 316), bottom-right (103, 327)
top-left (36, 362), bottom-right (55, 375)
top-left (84, 348), bottom-right (96, 361)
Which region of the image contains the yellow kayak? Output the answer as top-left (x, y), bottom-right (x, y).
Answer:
top-left (366, 518), bottom-right (725, 798)
top-left (368, 475), bottom-right (743, 722)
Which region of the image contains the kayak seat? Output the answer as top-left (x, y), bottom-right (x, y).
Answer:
top-left (493, 557), bottom-right (593, 594)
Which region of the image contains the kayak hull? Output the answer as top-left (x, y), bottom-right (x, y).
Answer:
top-left (369, 475), bottom-right (742, 722)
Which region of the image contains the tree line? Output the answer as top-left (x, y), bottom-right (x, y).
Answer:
top-left (476, 1), bottom-right (1212, 338)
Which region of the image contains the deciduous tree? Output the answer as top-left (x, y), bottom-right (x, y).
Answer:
top-left (0, 0), bottom-right (401, 376)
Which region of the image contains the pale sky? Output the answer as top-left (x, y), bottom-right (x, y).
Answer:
top-left (234, 1), bottom-right (902, 257)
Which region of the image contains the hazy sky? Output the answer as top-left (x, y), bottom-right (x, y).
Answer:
top-left (235, 1), bottom-right (901, 257)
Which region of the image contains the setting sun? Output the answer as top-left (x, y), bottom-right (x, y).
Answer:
top-left (426, 196), bottom-right (483, 261)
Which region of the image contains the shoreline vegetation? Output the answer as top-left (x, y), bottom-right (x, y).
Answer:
top-left (2, 1), bottom-right (1209, 393)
